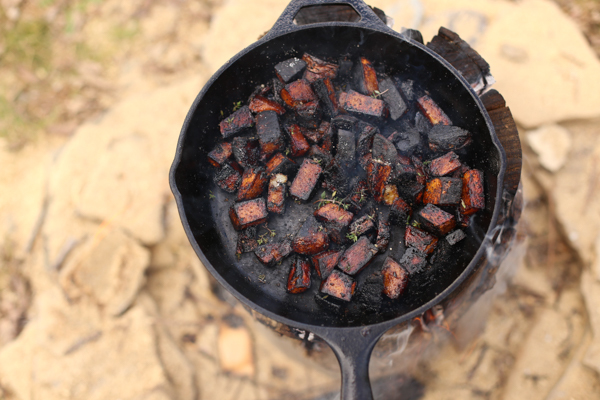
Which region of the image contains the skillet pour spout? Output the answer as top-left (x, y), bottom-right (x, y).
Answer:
top-left (170, 0), bottom-right (513, 399)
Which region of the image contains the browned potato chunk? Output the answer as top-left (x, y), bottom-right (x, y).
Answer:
top-left (249, 95), bottom-right (286, 115)
top-left (417, 95), bottom-right (451, 126)
top-left (290, 159), bottom-right (322, 201)
top-left (429, 151), bottom-right (461, 176)
top-left (208, 142), bottom-right (233, 167)
top-left (229, 198), bottom-right (268, 231)
top-left (423, 177), bottom-right (462, 206)
top-left (292, 216), bottom-right (329, 255)
top-left (404, 225), bottom-right (438, 255)
top-left (267, 174), bottom-right (287, 214)
top-left (461, 169), bottom-right (485, 215)
top-left (382, 257), bottom-right (408, 299)
top-left (312, 250), bottom-right (344, 279)
top-left (417, 204), bottom-right (456, 236)
top-left (320, 270), bottom-right (356, 301)
top-left (237, 167), bottom-right (268, 201)
top-left (338, 236), bottom-right (377, 275)
top-left (339, 90), bottom-right (385, 118)
top-left (287, 257), bottom-right (311, 294)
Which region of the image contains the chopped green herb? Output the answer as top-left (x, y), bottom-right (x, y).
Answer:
top-left (346, 233), bottom-right (359, 242)
top-left (423, 161), bottom-right (431, 166)
top-left (461, 199), bottom-right (466, 209)
top-left (233, 101), bottom-right (242, 111)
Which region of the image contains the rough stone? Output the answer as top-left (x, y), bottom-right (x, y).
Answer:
top-left (419, 0), bottom-right (600, 128)
top-left (0, 289), bottom-right (174, 400)
top-left (59, 228), bottom-right (150, 317)
top-left (526, 124), bottom-right (572, 172)
top-left (551, 119), bottom-right (600, 268)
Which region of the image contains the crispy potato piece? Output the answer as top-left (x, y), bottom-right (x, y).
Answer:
top-left (354, 57), bottom-right (379, 95)
top-left (292, 216), bottom-right (330, 255)
top-left (267, 174), bottom-right (287, 214)
top-left (312, 78), bottom-right (339, 118)
top-left (367, 160), bottom-right (393, 203)
top-left (390, 197), bottom-right (412, 225)
top-left (237, 167), bottom-right (268, 201)
top-left (254, 238), bottom-right (293, 267)
top-left (314, 203), bottom-right (354, 226)
top-left (461, 169), bottom-right (485, 215)
top-left (290, 159), bottom-right (322, 201)
top-left (429, 151), bottom-right (461, 176)
top-left (302, 53), bottom-right (339, 82)
top-left (428, 125), bottom-right (471, 153)
top-left (281, 79), bottom-right (317, 108)
top-left (214, 163), bottom-right (242, 193)
top-left (417, 95), bottom-right (451, 126)
top-left (423, 177), bottom-right (462, 206)
top-left (446, 229), bottom-right (466, 246)
top-left (382, 257), bottom-right (409, 299)
top-left (404, 225), bottom-right (438, 255)
top-left (275, 57), bottom-right (307, 83)
top-left (250, 95), bottom-right (286, 115)
top-left (312, 250), bottom-right (344, 279)
top-left (375, 217), bottom-right (391, 253)
top-left (320, 270), bottom-right (356, 301)
top-left (208, 142), bottom-right (233, 167)
top-left (286, 124), bottom-right (310, 157)
top-left (287, 257), bottom-right (311, 294)
top-left (236, 227), bottom-right (258, 256)
top-left (417, 204), bottom-right (456, 236)
top-left (349, 215), bottom-right (376, 238)
top-left (219, 106), bottom-right (255, 138)
top-left (339, 90), bottom-right (385, 118)
top-left (338, 236), bottom-right (377, 275)
top-left (229, 198), bottom-right (268, 231)
top-left (400, 247), bottom-right (427, 274)
top-left (232, 136), bottom-right (260, 168)
top-left (256, 111), bottom-right (285, 157)
top-left (265, 153), bottom-right (297, 176)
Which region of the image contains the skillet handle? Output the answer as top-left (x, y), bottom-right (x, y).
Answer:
top-left (317, 326), bottom-right (388, 400)
top-left (264, 0), bottom-right (391, 40)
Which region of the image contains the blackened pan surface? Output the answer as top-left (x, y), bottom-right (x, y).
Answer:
top-left (171, 24), bottom-right (504, 328)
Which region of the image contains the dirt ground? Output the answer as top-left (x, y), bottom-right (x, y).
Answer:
top-left (1, 0), bottom-right (600, 399)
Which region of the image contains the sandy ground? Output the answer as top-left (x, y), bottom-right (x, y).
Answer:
top-left (0, 0), bottom-right (600, 399)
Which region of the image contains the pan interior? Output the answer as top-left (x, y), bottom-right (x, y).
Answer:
top-left (173, 25), bottom-right (501, 328)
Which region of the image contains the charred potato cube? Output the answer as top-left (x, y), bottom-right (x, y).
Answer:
top-left (446, 229), bottom-right (466, 246)
top-left (208, 142), bottom-right (233, 167)
top-left (219, 106), bottom-right (255, 138)
top-left (461, 169), bottom-right (485, 215)
top-left (290, 159), bottom-right (322, 201)
top-left (256, 111), bottom-right (285, 157)
top-left (379, 77), bottom-right (407, 120)
top-left (428, 125), bottom-right (471, 153)
top-left (287, 257), bottom-right (312, 294)
top-left (286, 124), bottom-right (310, 157)
top-left (423, 177), bottom-right (463, 206)
top-left (367, 160), bottom-right (393, 203)
top-left (265, 153), bottom-right (297, 176)
top-left (302, 53), bottom-right (339, 82)
top-left (382, 257), bottom-right (409, 299)
top-left (404, 225), bottom-right (438, 255)
top-left (372, 133), bottom-right (398, 164)
top-left (292, 216), bottom-right (330, 255)
top-left (417, 95), bottom-right (452, 126)
top-left (281, 79), bottom-right (318, 108)
top-left (390, 198), bottom-right (412, 225)
top-left (255, 238), bottom-right (293, 267)
top-left (320, 269), bottom-right (356, 301)
top-left (312, 250), bottom-right (344, 279)
top-left (400, 247), bottom-right (428, 274)
top-left (232, 136), bottom-right (260, 168)
top-left (349, 215), bottom-right (376, 238)
top-left (429, 151), bottom-right (461, 176)
top-left (275, 57), bottom-right (307, 83)
top-left (237, 167), bottom-right (269, 201)
top-left (214, 163), bottom-right (242, 193)
top-left (267, 174), bottom-right (287, 214)
top-left (353, 57), bottom-right (379, 95)
top-left (314, 203), bottom-right (354, 226)
top-left (338, 236), bottom-right (377, 275)
top-left (249, 95), bottom-right (286, 115)
top-left (339, 90), bottom-right (385, 118)
top-left (336, 129), bottom-right (356, 169)
top-left (398, 181), bottom-right (424, 205)
top-left (417, 204), bottom-right (456, 236)
top-left (236, 227), bottom-right (258, 256)
top-left (229, 198), bottom-right (268, 231)
top-left (312, 78), bottom-right (339, 118)
top-left (375, 217), bottom-right (391, 253)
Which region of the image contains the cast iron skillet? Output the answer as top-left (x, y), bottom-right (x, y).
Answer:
top-left (170, 0), bottom-right (507, 398)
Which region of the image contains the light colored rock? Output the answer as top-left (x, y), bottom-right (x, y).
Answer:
top-left (418, 0), bottom-right (600, 128)
top-left (218, 320), bottom-right (254, 377)
top-left (476, 0), bottom-right (600, 128)
top-left (526, 124), bottom-right (572, 172)
top-left (502, 288), bottom-right (586, 400)
top-left (0, 289), bottom-right (173, 400)
top-left (59, 228), bottom-right (149, 317)
top-left (551, 119), bottom-right (600, 268)
top-left (47, 75), bottom-right (205, 251)
top-left (581, 269), bottom-right (600, 375)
